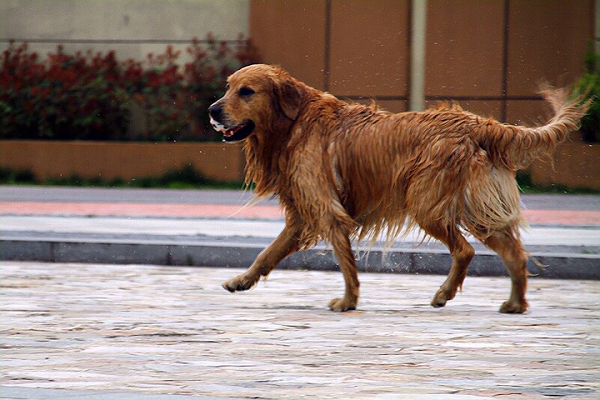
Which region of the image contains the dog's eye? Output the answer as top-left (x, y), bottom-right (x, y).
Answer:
top-left (238, 86), bottom-right (255, 97)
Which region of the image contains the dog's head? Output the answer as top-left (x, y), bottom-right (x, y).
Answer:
top-left (208, 64), bottom-right (304, 142)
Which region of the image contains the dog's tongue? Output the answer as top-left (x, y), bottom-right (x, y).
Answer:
top-left (225, 125), bottom-right (243, 137)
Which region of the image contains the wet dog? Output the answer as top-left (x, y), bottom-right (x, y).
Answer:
top-left (209, 64), bottom-right (588, 312)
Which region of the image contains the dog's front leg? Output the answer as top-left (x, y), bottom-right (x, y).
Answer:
top-left (222, 225), bottom-right (300, 293)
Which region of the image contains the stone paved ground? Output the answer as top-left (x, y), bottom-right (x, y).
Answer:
top-left (1, 261), bottom-right (599, 399)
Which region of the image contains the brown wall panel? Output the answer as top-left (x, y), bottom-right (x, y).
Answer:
top-left (507, 0), bottom-right (593, 96)
top-left (348, 99), bottom-right (408, 114)
top-left (529, 142), bottom-right (600, 190)
top-left (249, 0), bottom-right (327, 89)
top-left (374, 100), bottom-right (408, 114)
top-left (249, 0), bottom-right (594, 123)
top-left (425, 0), bottom-right (504, 97)
top-left (505, 100), bottom-right (553, 127)
top-left (425, 100), bottom-right (503, 121)
top-left (329, 0), bottom-right (409, 97)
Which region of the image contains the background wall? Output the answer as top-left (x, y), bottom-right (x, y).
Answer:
top-left (0, 0), bottom-right (249, 61)
top-left (1, 0), bottom-right (598, 189)
top-left (3, 0), bottom-right (595, 124)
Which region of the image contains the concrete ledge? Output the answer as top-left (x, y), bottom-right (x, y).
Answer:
top-left (2, 238), bottom-right (598, 280)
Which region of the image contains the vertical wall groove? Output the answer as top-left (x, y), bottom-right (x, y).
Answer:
top-left (324, 0), bottom-right (332, 92)
top-left (501, 0), bottom-right (510, 122)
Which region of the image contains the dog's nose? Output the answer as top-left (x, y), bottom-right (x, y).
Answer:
top-left (208, 103), bottom-right (223, 120)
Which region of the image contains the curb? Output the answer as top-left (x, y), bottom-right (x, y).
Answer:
top-left (2, 237), bottom-right (598, 280)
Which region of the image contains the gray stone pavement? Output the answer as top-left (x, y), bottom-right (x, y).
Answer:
top-left (2, 261), bottom-right (599, 399)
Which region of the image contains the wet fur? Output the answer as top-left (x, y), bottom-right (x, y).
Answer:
top-left (210, 64), bottom-right (589, 313)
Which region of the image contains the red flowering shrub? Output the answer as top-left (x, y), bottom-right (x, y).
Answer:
top-left (0, 35), bottom-right (257, 141)
top-left (1, 43), bottom-right (131, 140)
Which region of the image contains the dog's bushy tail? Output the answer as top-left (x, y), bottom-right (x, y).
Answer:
top-left (475, 87), bottom-right (591, 170)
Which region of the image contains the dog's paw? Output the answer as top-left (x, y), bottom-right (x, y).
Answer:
top-left (222, 275), bottom-right (255, 293)
top-left (430, 288), bottom-right (452, 308)
top-left (499, 300), bottom-right (528, 314)
top-left (328, 297), bottom-right (357, 312)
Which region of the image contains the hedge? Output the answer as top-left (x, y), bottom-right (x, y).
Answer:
top-left (0, 34), bottom-right (257, 142)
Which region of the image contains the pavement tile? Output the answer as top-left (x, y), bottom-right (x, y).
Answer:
top-left (1, 261), bottom-right (599, 399)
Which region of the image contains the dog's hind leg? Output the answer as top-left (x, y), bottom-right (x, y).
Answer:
top-left (328, 224), bottom-right (360, 312)
top-left (222, 224), bottom-right (300, 293)
top-left (427, 225), bottom-right (475, 308)
top-left (482, 227), bottom-right (529, 313)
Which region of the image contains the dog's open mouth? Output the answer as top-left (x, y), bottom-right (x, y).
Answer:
top-left (211, 118), bottom-right (255, 142)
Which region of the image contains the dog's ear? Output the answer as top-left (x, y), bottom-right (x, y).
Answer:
top-left (276, 80), bottom-right (302, 121)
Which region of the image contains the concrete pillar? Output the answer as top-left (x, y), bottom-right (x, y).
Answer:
top-left (410, 0), bottom-right (427, 111)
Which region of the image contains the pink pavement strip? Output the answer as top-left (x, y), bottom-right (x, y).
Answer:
top-left (0, 202), bottom-right (284, 219)
top-left (1, 201), bottom-right (600, 225)
top-left (523, 209), bottom-right (600, 226)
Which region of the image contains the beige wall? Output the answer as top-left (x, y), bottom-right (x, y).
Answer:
top-left (0, 0), bottom-right (249, 61)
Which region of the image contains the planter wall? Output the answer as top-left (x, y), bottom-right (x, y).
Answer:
top-left (1, 140), bottom-right (598, 190)
top-left (0, 140), bottom-right (245, 183)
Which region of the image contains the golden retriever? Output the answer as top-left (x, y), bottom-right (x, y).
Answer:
top-left (208, 64), bottom-right (588, 313)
